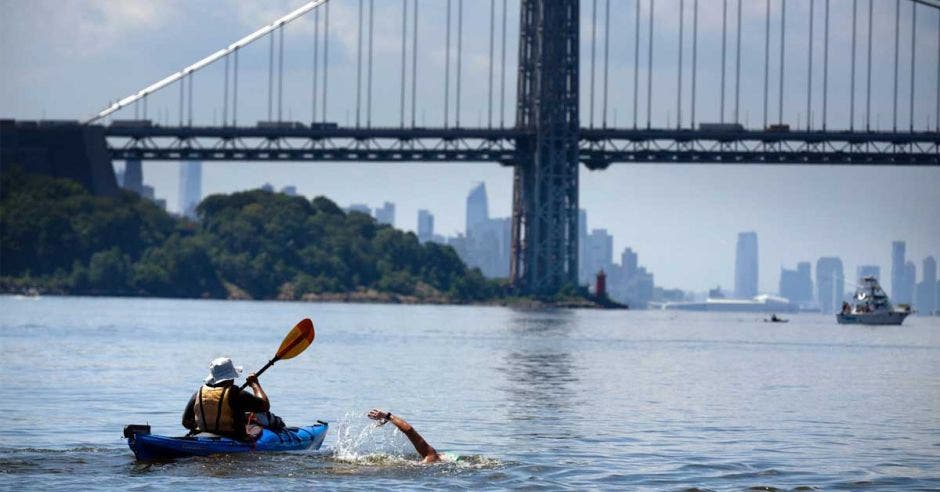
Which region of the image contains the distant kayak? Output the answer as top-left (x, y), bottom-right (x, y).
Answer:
top-left (124, 422), bottom-right (328, 461)
top-left (763, 317), bottom-right (789, 323)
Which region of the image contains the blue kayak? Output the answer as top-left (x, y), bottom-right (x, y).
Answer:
top-left (124, 422), bottom-right (328, 461)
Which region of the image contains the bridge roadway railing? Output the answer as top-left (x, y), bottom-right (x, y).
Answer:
top-left (104, 125), bottom-right (939, 166)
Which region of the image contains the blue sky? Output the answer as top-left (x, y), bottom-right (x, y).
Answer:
top-left (2, 0), bottom-right (938, 293)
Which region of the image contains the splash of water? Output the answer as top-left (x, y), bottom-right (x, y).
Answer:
top-left (329, 411), bottom-right (415, 464)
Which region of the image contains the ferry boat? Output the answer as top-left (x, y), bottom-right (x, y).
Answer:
top-left (837, 276), bottom-right (911, 325)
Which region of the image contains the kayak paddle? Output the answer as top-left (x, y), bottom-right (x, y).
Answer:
top-left (239, 318), bottom-right (315, 390)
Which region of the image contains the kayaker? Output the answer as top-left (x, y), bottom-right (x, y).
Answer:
top-left (181, 357), bottom-right (271, 441)
top-left (367, 408), bottom-right (441, 464)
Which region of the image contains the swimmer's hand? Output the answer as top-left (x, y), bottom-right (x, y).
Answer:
top-left (367, 408), bottom-right (392, 425)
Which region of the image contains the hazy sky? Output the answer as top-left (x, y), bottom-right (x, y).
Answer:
top-left (2, 0), bottom-right (938, 293)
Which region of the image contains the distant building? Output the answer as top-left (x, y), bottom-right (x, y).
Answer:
top-left (735, 232), bottom-right (759, 298)
top-left (816, 256), bottom-right (844, 314)
top-left (856, 265), bottom-right (880, 282)
top-left (459, 184), bottom-right (511, 278)
top-left (417, 209), bottom-right (434, 243)
top-left (583, 228), bottom-right (613, 281)
top-left (915, 256), bottom-right (937, 314)
top-left (891, 241), bottom-right (916, 304)
top-left (261, 183), bottom-right (275, 192)
top-left (466, 183), bottom-right (488, 234)
top-left (178, 160), bottom-right (202, 219)
top-left (374, 201), bottom-right (395, 226)
top-left (123, 159), bottom-right (144, 195)
top-left (281, 185), bottom-right (298, 196)
top-left (346, 203), bottom-right (371, 215)
top-left (779, 262), bottom-right (813, 304)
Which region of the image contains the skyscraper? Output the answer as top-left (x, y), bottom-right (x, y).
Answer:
top-left (417, 209), bottom-right (434, 243)
top-left (891, 241), bottom-right (909, 302)
top-left (856, 265), bottom-right (881, 282)
top-left (734, 232), bottom-right (759, 298)
top-left (281, 185), bottom-right (298, 196)
top-left (584, 228), bottom-right (613, 278)
top-left (779, 262), bottom-right (813, 303)
top-left (178, 160), bottom-right (202, 219)
top-left (123, 159), bottom-right (143, 195)
top-left (816, 257), bottom-right (845, 314)
top-left (374, 202), bottom-right (395, 226)
top-left (466, 183), bottom-right (489, 235)
top-left (915, 256), bottom-right (937, 314)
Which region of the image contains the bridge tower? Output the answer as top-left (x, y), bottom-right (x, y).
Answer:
top-left (510, 0), bottom-right (581, 295)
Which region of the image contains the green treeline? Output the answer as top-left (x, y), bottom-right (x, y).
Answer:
top-left (0, 168), bottom-right (500, 301)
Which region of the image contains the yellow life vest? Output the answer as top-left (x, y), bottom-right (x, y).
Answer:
top-left (194, 385), bottom-right (236, 434)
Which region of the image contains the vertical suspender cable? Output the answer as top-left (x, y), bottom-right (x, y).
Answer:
top-left (445, 0), bottom-right (451, 128)
top-left (367, 0), bottom-right (375, 128)
top-left (278, 26), bottom-right (284, 123)
top-left (143, 94), bottom-right (148, 120)
top-left (488, 0), bottom-right (495, 128)
top-left (590, 0), bottom-right (597, 128)
top-left (866, 0), bottom-right (872, 131)
top-left (135, 100), bottom-right (139, 119)
top-left (268, 32), bottom-right (274, 121)
top-left (223, 55), bottom-right (229, 126)
top-left (763, 0), bottom-right (769, 129)
top-left (603, 0), bottom-right (611, 128)
top-left (720, 0), bottom-right (727, 124)
top-left (909, 3), bottom-right (915, 132)
top-left (499, 0), bottom-right (507, 128)
top-left (823, 0), bottom-right (829, 130)
top-left (456, 0), bottom-right (463, 127)
top-left (646, 0), bottom-right (654, 129)
top-left (850, 0), bottom-right (857, 130)
top-left (734, 0), bottom-right (741, 124)
top-left (412, 0), bottom-right (418, 127)
top-left (677, 0), bottom-right (684, 129)
top-left (313, 10), bottom-right (319, 124)
top-left (323, 1), bottom-right (330, 123)
top-left (188, 73), bottom-right (193, 126)
top-left (179, 75), bottom-right (184, 126)
top-left (633, 0), bottom-right (640, 128)
top-left (691, 0), bottom-right (697, 129)
top-left (356, 0), bottom-right (363, 128)
top-left (808, 0), bottom-right (814, 130)
top-left (893, 0), bottom-right (899, 131)
top-left (778, 0), bottom-right (785, 125)
top-left (233, 48), bottom-right (239, 126)
top-left (401, 0), bottom-right (408, 128)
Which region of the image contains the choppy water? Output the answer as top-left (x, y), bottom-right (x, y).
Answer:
top-left (1, 295), bottom-right (938, 490)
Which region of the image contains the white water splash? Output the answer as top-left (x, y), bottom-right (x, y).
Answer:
top-left (329, 411), bottom-right (416, 464)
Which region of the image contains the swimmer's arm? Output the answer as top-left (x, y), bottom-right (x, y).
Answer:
top-left (368, 409), bottom-right (440, 463)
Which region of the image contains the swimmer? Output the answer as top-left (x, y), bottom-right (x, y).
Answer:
top-left (367, 408), bottom-right (441, 464)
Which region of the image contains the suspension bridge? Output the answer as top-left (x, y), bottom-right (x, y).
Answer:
top-left (6, 0), bottom-right (940, 295)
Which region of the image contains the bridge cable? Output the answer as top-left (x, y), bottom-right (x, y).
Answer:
top-left (633, 0), bottom-right (640, 129)
top-left (488, 0), bottom-right (495, 129)
top-left (647, 0), bottom-right (654, 129)
top-left (313, 9), bottom-right (319, 125)
top-left (499, 0), bottom-right (506, 128)
top-left (445, 0), bottom-right (451, 129)
top-left (779, 0), bottom-right (785, 125)
top-left (603, 0), bottom-right (611, 129)
top-left (909, 2), bottom-right (916, 132)
top-left (677, 0), bottom-right (684, 129)
top-left (734, 0), bottom-right (741, 125)
top-left (720, 0), bottom-right (727, 124)
top-left (179, 74), bottom-right (185, 127)
top-left (866, 0), bottom-right (872, 131)
top-left (762, 0), bottom-right (769, 129)
top-left (893, 0), bottom-right (900, 131)
top-left (691, 0), bottom-right (697, 129)
top-left (188, 73), bottom-right (193, 126)
top-left (223, 54), bottom-right (229, 127)
top-left (278, 26), bottom-right (284, 123)
top-left (808, 0), bottom-right (814, 130)
top-left (850, 0), bottom-right (857, 130)
top-left (400, 0), bottom-right (408, 128)
top-left (143, 94), bottom-right (148, 120)
top-left (356, 0), bottom-right (364, 128)
top-left (323, 1), bottom-right (330, 123)
top-left (368, 0), bottom-right (375, 128)
top-left (456, 0), bottom-right (463, 128)
top-left (233, 48), bottom-right (239, 126)
top-left (590, 0), bottom-right (597, 128)
top-left (823, 0), bottom-right (829, 130)
top-left (411, 0), bottom-right (418, 128)
top-left (268, 32), bottom-right (274, 121)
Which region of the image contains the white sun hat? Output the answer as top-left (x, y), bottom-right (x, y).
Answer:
top-left (204, 357), bottom-right (243, 385)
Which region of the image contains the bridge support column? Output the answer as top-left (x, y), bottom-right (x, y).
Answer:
top-left (510, 0), bottom-right (580, 295)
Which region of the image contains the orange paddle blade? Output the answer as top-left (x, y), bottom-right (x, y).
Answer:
top-left (276, 318), bottom-right (315, 360)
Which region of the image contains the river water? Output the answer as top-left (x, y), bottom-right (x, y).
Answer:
top-left (1, 295), bottom-right (938, 490)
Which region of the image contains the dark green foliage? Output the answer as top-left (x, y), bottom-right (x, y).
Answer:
top-left (1, 168), bottom-right (498, 301)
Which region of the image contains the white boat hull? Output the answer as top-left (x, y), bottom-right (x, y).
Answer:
top-left (836, 311), bottom-right (910, 325)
